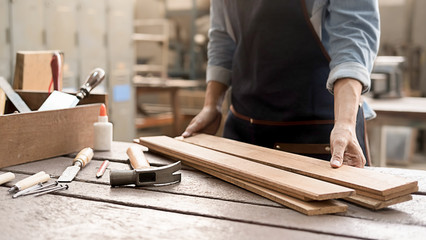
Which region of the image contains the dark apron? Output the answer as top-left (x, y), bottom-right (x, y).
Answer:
top-left (223, 0), bottom-right (369, 163)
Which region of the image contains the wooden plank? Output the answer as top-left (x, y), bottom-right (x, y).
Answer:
top-left (3, 172), bottom-right (426, 240)
top-left (186, 162), bottom-right (348, 216)
top-left (181, 134), bottom-right (417, 197)
top-left (1, 187), bottom-right (340, 240)
top-left (13, 51), bottom-right (64, 91)
top-left (356, 185), bottom-right (418, 201)
top-left (345, 194), bottom-right (413, 210)
top-left (0, 88), bottom-right (5, 115)
top-left (0, 104), bottom-right (101, 168)
top-left (138, 136), bottom-right (355, 201)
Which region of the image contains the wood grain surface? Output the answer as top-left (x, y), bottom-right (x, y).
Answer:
top-left (185, 162), bottom-right (348, 215)
top-left (138, 136), bottom-right (355, 201)
top-left (181, 134), bottom-right (418, 197)
top-left (1, 141), bottom-right (426, 239)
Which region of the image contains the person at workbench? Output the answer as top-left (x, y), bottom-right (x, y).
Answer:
top-left (182, 0), bottom-right (380, 168)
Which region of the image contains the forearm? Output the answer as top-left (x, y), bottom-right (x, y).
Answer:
top-left (334, 78), bottom-right (362, 126)
top-left (203, 80), bottom-right (228, 112)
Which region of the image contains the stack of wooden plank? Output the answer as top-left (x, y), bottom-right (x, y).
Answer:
top-left (137, 134), bottom-right (418, 215)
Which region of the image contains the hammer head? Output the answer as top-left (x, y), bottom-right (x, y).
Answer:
top-left (110, 161), bottom-right (181, 187)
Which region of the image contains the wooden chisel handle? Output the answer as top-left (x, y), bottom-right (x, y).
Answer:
top-left (127, 146), bottom-right (150, 169)
top-left (0, 172), bottom-right (15, 185)
top-left (15, 171), bottom-right (50, 191)
top-left (73, 147), bottom-right (94, 167)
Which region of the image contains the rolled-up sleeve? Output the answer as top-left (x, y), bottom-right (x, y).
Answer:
top-left (206, 0), bottom-right (236, 86)
top-left (323, 0), bottom-right (380, 94)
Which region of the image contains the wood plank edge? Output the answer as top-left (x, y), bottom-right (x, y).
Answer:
top-left (185, 162), bottom-right (348, 216)
top-left (345, 194), bottom-right (413, 210)
top-left (139, 136), bottom-right (354, 201)
top-left (181, 134), bottom-right (418, 197)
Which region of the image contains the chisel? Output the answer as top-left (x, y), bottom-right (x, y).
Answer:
top-left (8, 171), bottom-right (50, 193)
top-left (58, 147), bottom-right (93, 183)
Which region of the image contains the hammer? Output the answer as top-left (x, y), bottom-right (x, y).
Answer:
top-left (109, 146), bottom-right (181, 187)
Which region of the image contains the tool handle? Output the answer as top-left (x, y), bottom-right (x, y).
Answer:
top-left (76, 68), bottom-right (105, 100)
top-left (127, 146), bottom-right (150, 169)
top-left (50, 52), bottom-right (62, 91)
top-left (0, 172), bottom-right (15, 185)
top-left (73, 147), bottom-right (94, 168)
top-left (110, 170), bottom-right (137, 187)
top-left (16, 172), bottom-right (50, 191)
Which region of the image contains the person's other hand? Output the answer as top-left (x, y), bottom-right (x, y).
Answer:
top-left (181, 107), bottom-right (222, 138)
top-left (329, 123), bottom-right (366, 168)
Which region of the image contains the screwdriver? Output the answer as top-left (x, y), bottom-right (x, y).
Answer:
top-left (8, 171), bottom-right (51, 193)
top-left (58, 147), bottom-right (93, 183)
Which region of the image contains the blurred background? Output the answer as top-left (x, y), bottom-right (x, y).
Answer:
top-left (0, 0), bottom-right (425, 169)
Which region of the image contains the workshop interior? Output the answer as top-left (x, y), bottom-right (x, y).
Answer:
top-left (1, 1), bottom-right (426, 166)
top-left (1, 1), bottom-right (426, 238)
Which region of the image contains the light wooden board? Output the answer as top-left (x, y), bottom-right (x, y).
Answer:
top-left (186, 162), bottom-right (348, 216)
top-left (182, 134), bottom-right (417, 197)
top-left (2, 171), bottom-right (426, 240)
top-left (357, 185), bottom-right (418, 201)
top-left (1, 187), bottom-right (338, 240)
top-left (0, 104), bottom-right (101, 168)
top-left (345, 194), bottom-right (413, 210)
top-left (138, 136), bottom-right (355, 201)
top-left (13, 51), bottom-right (63, 91)
top-left (0, 88), bottom-right (5, 115)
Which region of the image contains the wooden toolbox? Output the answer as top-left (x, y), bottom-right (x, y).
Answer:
top-left (0, 90), bottom-right (107, 168)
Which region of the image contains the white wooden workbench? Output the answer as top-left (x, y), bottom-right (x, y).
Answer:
top-left (1, 141), bottom-right (425, 240)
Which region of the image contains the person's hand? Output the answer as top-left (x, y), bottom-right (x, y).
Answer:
top-left (181, 106), bottom-right (222, 137)
top-left (329, 123), bottom-right (366, 168)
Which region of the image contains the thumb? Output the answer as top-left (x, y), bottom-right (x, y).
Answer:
top-left (330, 141), bottom-right (345, 168)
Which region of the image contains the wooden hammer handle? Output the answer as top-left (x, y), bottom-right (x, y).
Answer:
top-left (127, 146), bottom-right (150, 169)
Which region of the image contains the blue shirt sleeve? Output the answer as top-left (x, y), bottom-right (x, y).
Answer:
top-left (206, 0), bottom-right (235, 86)
top-left (323, 0), bottom-right (380, 94)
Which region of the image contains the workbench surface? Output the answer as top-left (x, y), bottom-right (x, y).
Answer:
top-left (1, 141), bottom-right (426, 240)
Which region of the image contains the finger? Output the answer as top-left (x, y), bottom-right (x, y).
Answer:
top-left (330, 139), bottom-right (346, 168)
top-left (343, 144), bottom-right (366, 168)
top-left (181, 118), bottom-right (203, 138)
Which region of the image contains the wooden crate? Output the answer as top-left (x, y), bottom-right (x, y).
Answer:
top-left (0, 91), bottom-right (107, 168)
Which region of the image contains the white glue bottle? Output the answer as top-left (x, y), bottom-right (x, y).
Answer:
top-left (94, 104), bottom-right (113, 151)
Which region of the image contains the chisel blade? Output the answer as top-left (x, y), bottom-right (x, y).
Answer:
top-left (58, 166), bottom-right (81, 183)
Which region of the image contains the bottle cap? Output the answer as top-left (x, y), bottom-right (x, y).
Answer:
top-left (100, 104), bottom-right (107, 116)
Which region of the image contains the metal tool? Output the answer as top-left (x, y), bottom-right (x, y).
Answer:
top-left (8, 171), bottom-right (50, 193)
top-left (12, 181), bottom-right (58, 198)
top-left (110, 161), bottom-right (181, 187)
top-left (58, 147), bottom-right (94, 183)
top-left (96, 160), bottom-right (110, 178)
top-left (33, 184), bottom-right (69, 197)
top-left (38, 68), bottom-right (105, 111)
top-left (0, 77), bottom-right (31, 113)
top-left (0, 172), bottom-right (15, 185)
